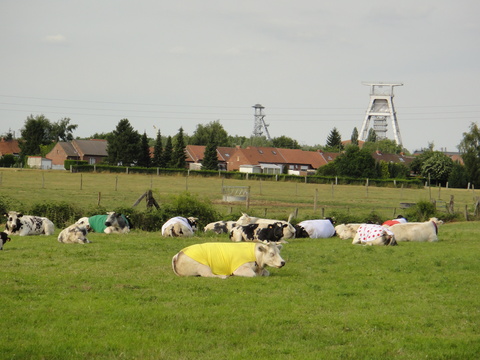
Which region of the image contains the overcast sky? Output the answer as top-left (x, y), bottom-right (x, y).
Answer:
top-left (1, 0), bottom-right (479, 153)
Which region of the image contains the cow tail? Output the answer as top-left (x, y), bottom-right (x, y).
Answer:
top-left (172, 253), bottom-right (181, 276)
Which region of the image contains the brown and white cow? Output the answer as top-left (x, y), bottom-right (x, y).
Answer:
top-left (385, 218), bottom-right (442, 242)
top-left (0, 232), bottom-right (11, 250)
top-left (172, 242), bottom-right (285, 278)
top-left (4, 211), bottom-right (55, 236)
top-left (58, 224), bottom-right (91, 244)
top-left (161, 216), bottom-right (198, 237)
top-left (352, 224), bottom-right (397, 246)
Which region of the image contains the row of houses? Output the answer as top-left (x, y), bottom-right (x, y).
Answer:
top-left (1, 138), bottom-right (423, 173)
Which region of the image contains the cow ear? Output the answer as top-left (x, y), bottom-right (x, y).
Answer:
top-left (276, 244), bottom-right (283, 251)
top-left (257, 244), bottom-right (268, 252)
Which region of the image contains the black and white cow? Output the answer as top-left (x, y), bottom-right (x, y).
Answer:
top-left (57, 224), bottom-right (91, 244)
top-left (162, 216), bottom-right (198, 237)
top-left (236, 213), bottom-right (296, 240)
top-left (294, 218), bottom-right (336, 239)
top-left (1, 232), bottom-right (11, 250)
top-left (4, 211), bottom-right (55, 236)
top-left (204, 220), bottom-right (237, 234)
top-left (75, 212), bottom-right (131, 234)
top-left (229, 222), bottom-right (291, 243)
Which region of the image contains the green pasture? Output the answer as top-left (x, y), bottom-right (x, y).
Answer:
top-left (1, 222), bottom-right (479, 359)
top-left (1, 169), bottom-right (479, 359)
top-left (0, 168), bottom-right (478, 223)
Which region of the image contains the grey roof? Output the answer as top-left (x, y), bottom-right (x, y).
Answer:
top-left (72, 139), bottom-right (108, 156)
top-left (58, 142), bottom-right (78, 157)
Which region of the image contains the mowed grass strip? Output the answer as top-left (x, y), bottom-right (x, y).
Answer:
top-left (1, 221), bottom-right (479, 360)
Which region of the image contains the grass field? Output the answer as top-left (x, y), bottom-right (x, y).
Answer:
top-left (1, 169), bottom-right (479, 359)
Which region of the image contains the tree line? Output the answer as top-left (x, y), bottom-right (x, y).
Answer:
top-left (2, 114), bottom-right (480, 188)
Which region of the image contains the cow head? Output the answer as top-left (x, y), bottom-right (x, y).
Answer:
top-left (256, 242), bottom-right (285, 270)
top-left (105, 212), bottom-right (129, 229)
top-left (4, 211), bottom-right (23, 233)
top-left (384, 234), bottom-right (398, 246)
top-left (186, 217), bottom-right (198, 231)
top-left (293, 224), bottom-right (309, 238)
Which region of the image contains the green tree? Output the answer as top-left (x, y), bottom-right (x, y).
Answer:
top-left (162, 136), bottom-right (173, 168)
top-left (366, 128), bottom-right (377, 143)
top-left (106, 119), bottom-right (141, 166)
top-left (421, 152), bottom-right (454, 184)
top-left (172, 127), bottom-right (186, 169)
top-left (459, 122), bottom-right (480, 186)
top-left (362, 139), bottom-right (403, 155)
top-left (334, 146), bottom-right (377, 178)
top-left (448, 161), bottom-right (469, 188)
top-left (190, 120), bottom-right (230, 146)
top-left (202, 132), bottom-right (219, 170)
top-left (325, 127), bottom-right (343, 151)
top-left (272, 136), bottom-right (300, 149)
top-left (138, 132), bottom-right (152, 168)
top-left (152, 130), bottom-right (164, 167)
top-left (19, 114), bottom-right (52, 157)
top-left (350, 127), bottom-right (359, 146)
top-left (50, 117), bottom-right (78, 141)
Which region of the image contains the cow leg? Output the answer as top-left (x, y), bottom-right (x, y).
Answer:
top-left (172, 253), bottom-right (228, 279)
top-left (233, 263), bottom-right (266, 277)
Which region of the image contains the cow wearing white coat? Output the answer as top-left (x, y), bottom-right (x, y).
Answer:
top-left (162, 216), bottom-right (198, 237)
top-left (294, 219), bottom-right (336, 239)
top-left (385, 218), bottom-right (442, 242)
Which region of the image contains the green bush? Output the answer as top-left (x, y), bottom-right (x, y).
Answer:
top-left (64, 160), bottom-right (88, 170)
top-left (404, 200), bottom-right (438, 222)
top-left (162, 192), bottom-right (220, 227)
top-left (29, 201), bottom-right (83, 228)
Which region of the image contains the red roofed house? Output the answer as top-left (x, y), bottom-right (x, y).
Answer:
top-left (0, 138), bottom-right (21, 157)
top-left (46, 139), bottom-right (108, 169)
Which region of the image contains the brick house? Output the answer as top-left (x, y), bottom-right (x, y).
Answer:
top-left (0, 138), bottom-right (21, 156)
top-left (46, 139), bottom-right (108, 168)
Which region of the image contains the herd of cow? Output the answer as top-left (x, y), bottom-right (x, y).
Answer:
top-left (1, 210), bottom-right (443, 279)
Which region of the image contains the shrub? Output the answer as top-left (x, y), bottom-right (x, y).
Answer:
top-left (404, 200), bottom-right (438, 222)
top-left (162, 192), bottom-right (220, 227)
top-left (29, 201), bottom-right (83, 227)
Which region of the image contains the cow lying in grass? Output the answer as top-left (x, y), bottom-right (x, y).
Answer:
top-left (1, 232), bottom-right (11, 250)
top-left (162, 216), bottom-right (198, 237)
top-left (229, 222), bottom-right (290, 243)
top-left (172, 242), bottom-right (285, 278)
top-left (76, 212), bottom-right (130, 234)
top-left (236, 213), bottom-right (296, 240)
top-left (384, 218), bottom-right (443, 242)
top-left (4, 211), bottom-right (55, 236)
top-left (334, 223), bottom-right (362, 240)
top-left (294, 218), bottom-right (336, 239)
top-left (204, 220), bottom-right (237, 234)
top-left (58, 224), bottom-right (91, 244)
top-left (352, 224), bottom-right (397, 246)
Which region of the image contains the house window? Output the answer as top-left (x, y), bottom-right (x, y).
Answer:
top-left (89, 158), bottom-right (96, 165)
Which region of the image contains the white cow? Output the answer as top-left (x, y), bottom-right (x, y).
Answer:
top-left (3, 211), bottom-right (55, 236)
top-left (334, 223), bottom-right (362, 240)
top-left (352, 224), bottom-right (397, 246)
top-left (58, 224), bottom-right (91, 244)
top-left (236, 213), bottom-right (296, 240)
top-left (294, 219), bottom-right (336, 239)
top-left (172, 242), bottom-right (285, 278)
top-left (385, 218), bottom-right (443, 242)
top-left (162, 216), bottom-right (198, 237)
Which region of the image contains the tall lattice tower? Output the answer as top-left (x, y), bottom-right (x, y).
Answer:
top-left (252, 104), bottom-right (272, 140)
top-left (359, 82), bottom-right (403, 146)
